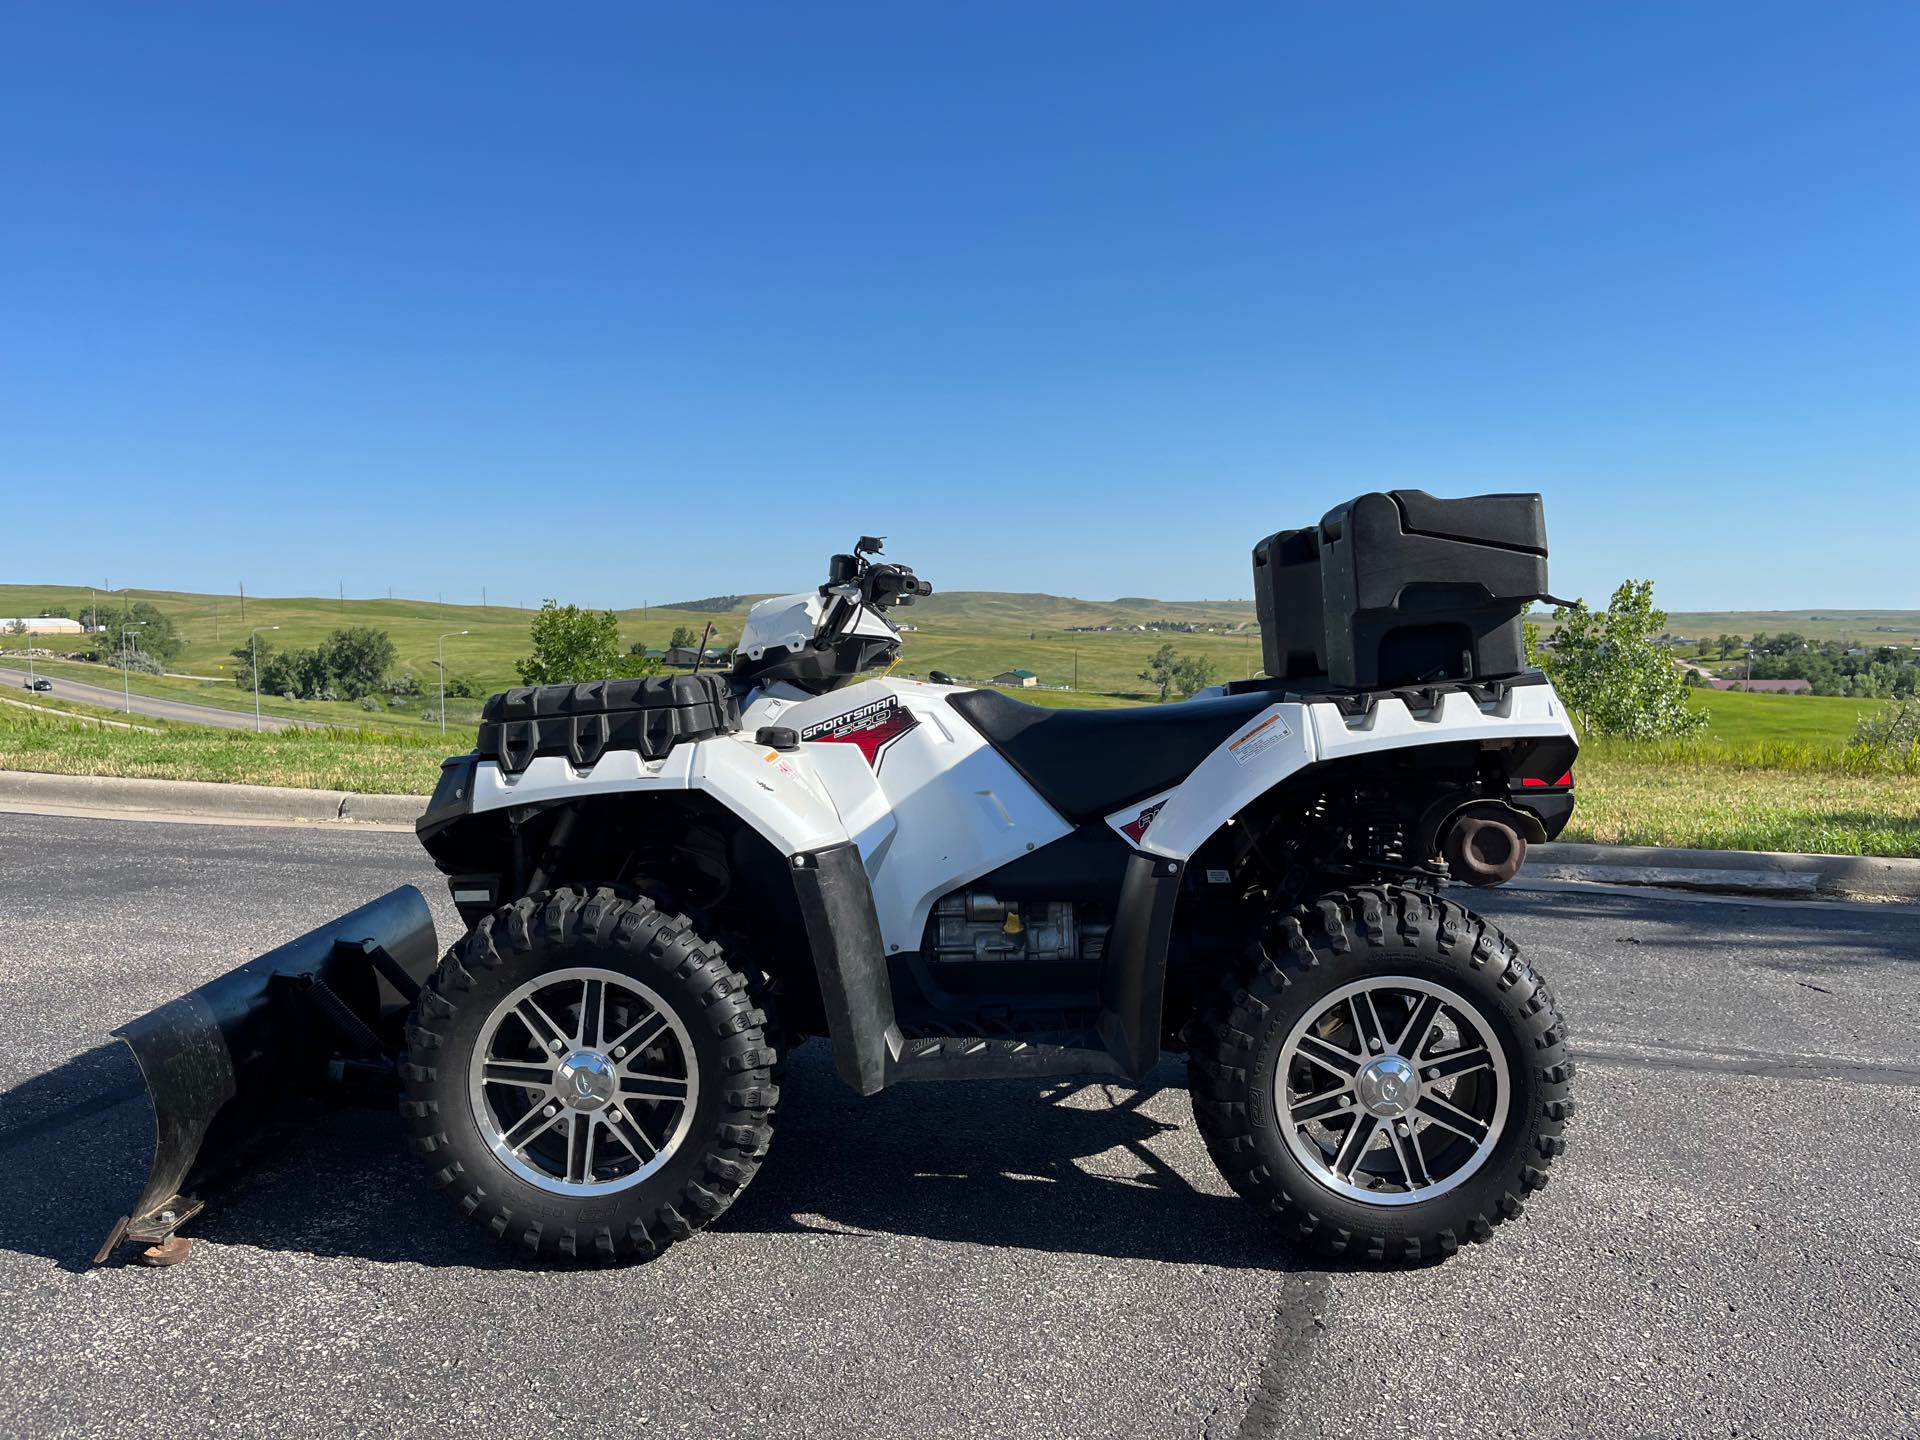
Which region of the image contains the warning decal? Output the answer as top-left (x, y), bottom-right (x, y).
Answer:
top-left (1227, 711), bottom-right (1293, 767)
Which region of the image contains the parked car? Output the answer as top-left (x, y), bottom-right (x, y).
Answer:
top-left (24, 677), bottom-right (52, 692)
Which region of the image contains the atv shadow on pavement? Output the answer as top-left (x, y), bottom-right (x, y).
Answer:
top-left (1, 1043), bottom-right (1306, 1274)
top-left (725, 1047), bottom-right (1297, 1271)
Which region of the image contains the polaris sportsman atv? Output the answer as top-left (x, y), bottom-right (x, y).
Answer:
top-left (97, 490), bottom-right (1577, 1269)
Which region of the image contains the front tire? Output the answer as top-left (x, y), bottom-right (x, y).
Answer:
top-left (1189, 885), bottom-right (1572, 1264)
top-left (400, 886), bottom-right (779, 1263)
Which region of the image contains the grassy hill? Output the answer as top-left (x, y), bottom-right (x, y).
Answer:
top-left (2, 581), bottom-right (1913, 743)
top-left (0, 582), bottom-right (1265, 721)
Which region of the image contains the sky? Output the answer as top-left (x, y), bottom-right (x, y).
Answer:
top-left (2, 3), bottom-right (1915, 611)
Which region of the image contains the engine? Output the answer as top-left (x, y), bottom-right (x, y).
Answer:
top-left (930, 892), bottom-right (1107, 965)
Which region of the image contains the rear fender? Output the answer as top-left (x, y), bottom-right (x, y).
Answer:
top-left (1135, 683), bottom-right (1577, 861)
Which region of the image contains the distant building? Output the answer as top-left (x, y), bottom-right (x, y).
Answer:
top-left (0, 616), bottom-right (83, 635)
top-left (1707, 677), bottom-right (1813, 693)
top-left (663, 645), bottom-right (730, 668)
top-left (994, 669), bottom-right (1039, 688)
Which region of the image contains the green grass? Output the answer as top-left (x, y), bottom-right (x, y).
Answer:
top-left (1684, 687), bottom-right (1883, 745)
top-left (0, 700), bottom-right (452, 794)
top-left (1563, 744), bottom-right (1920, 857)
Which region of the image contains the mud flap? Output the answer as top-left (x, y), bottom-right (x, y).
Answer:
top-left (92, 885), bottom-right (440, 1265)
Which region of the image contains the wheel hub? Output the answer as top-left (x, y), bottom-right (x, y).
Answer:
top-left (1355, 1054), bottom-right (1420, 1118)
top-left (557, 1050), bottom-right (618, 1111)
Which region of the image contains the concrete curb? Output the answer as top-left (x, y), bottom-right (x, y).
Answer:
top-left (1, 770), bottom-right (1913, 901)
top-left (0, 770), bottom-right (426, 827)
top-left (1530, 842), bottom-right (1920, 903)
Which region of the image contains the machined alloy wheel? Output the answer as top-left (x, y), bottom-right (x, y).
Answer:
top-left (469, 966), bottom-right (700, 1196)
top-left (1277, 976), bottom-right (1510, 1205)
top-left (1189, 886), bottom-right (1573, 1265)
top-left (401, 886), bottom-right (779, 1264)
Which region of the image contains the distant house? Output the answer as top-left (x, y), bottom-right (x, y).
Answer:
top-left (994, 669), bottom-right (1039, 688)
top-left (663, 645), bottom-right (730, 668)
top-left (0, 616), bottom-right (83, 635)
top-left (1707, 677), bottom-right (1812, 693)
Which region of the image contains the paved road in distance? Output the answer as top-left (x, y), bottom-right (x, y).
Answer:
top-left (0, 665), bottom-right (316, 731)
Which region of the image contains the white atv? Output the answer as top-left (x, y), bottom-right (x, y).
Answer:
top-left (98, 490), bottom-right (1577, 1269)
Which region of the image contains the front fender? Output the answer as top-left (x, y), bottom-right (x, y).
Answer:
top-left (457, 733), bottom-right (852, 857)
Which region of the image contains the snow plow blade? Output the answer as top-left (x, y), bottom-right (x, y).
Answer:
top-left (92, 885), bottom-right (439, 1265)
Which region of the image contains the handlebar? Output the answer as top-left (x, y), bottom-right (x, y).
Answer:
top-left (824, 540), bottom-right (933, 611)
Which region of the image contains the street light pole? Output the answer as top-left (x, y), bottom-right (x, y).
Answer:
top-left (250, 626), bottom-right (280, 732)
top-left (438, 631), bottom-right (470, 735)
top-left (121, 623), bottom-right (145, 713)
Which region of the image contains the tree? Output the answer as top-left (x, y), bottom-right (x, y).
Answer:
top-left (1172, 654), bottom-right (1218, 697)
top-left (518, 600), bottom-right (652, 686)
top-left (668, 624), bottom-right (699, 650)
top-left (319, 626), bottom-right (397, 699)
top-left (1715, 633), bottom-right (1740, 660)
top-left (1139, 643), bottom-right (1179, 701)
top-left (1540, 580), bottom-right (1707, 739)
top-left (94, 602), bottom-right (182, 665)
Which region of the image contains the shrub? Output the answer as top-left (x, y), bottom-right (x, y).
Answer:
top-left (1852, 697), bottom-right (1920, 764)
top-left (360, 696), bottom-right (380, 712)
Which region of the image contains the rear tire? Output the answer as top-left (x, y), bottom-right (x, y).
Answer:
top-left (400, 886), bottom-right (779, 1263)
top-left (1189, 885), bottom-right (1572, 1264)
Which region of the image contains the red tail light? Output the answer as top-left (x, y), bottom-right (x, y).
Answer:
top-left (1519, 770), bottom-right (1574, 789)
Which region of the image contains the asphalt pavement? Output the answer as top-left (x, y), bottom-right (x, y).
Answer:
top-left (0, 665), bottom-right (315, 731)
top-left (0, 811), bottom-right (1915, 1439)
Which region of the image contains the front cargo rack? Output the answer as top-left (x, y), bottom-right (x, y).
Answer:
top-left (476, 674), bottom-right (740, 774)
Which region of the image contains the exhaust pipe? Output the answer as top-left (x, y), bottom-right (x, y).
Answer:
top-left (92, 886), bottom-right (439, 1266)
top-left (1441, 809), bottom-right (1529, 888)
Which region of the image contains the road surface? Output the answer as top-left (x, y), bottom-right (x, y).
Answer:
top-left (0, 811), bottom-right (1914, 1439)
top-left (0, 665), bottom-right (315, 731)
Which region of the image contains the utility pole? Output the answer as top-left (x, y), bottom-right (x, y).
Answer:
top-left (213, 602), bottom-right (220, 645)
top-left (340, 581), bottom-right (345, 614)
top-left (1072, 650), bottom-right (1078, 689)
top-left (239, 581), bottom-right (246, 624)
top-left (482, 586), bottom-right (487, 611)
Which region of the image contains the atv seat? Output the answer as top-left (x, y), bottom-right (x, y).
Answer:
top-left (947, 688), bottom-right (1277, 823)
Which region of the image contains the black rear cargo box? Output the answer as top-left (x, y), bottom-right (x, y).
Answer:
top-left (476, 673), bottom-right (740, 775)
top-left (1253, 490), bottom-right (1549, 690)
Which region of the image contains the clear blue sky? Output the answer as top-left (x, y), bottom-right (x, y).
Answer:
top-left (3, 3), bottom-right (1914, 611)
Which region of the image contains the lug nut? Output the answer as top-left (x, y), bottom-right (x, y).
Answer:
top-left (611, 1046), bottom-right (626, 1059)
top-left (1396, 1121), bottom-right (1411, 1135)
top-left (609, 1109), bottom-right (623, 1123)
top-left (543, 1104), bottom-right (558, 1117)
top-left (1368, 1037), bottom-right (1384, 1053)
top-left (1338, 1095), bottom-right (1354, 1109)
top-left (1424, 1067), bottom-right (1439, 1080)
top-left (548, 1039), bottom-right (563, 1053)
